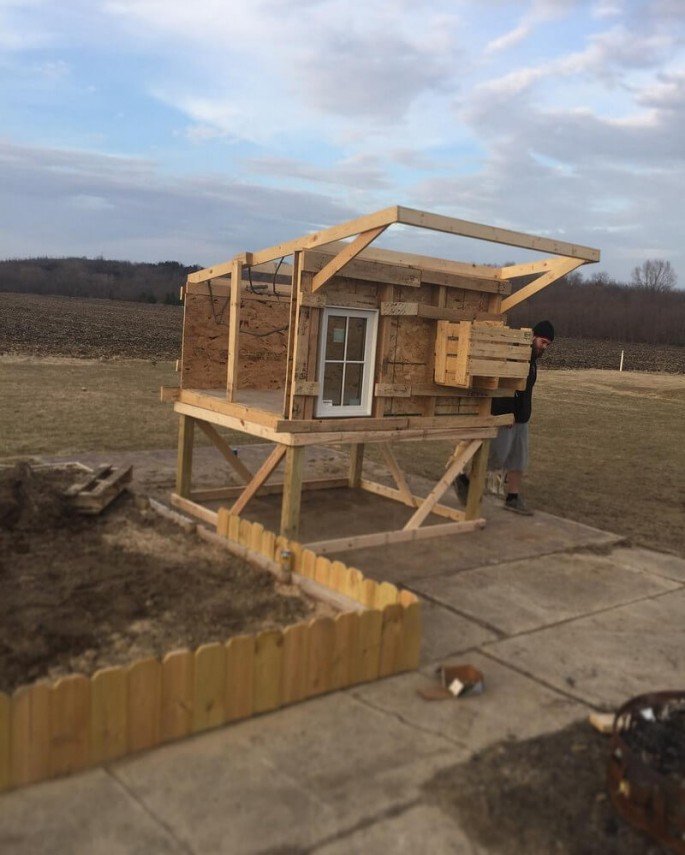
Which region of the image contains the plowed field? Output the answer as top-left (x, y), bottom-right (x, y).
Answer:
top-left (1, 292), bottom-right (684, 372)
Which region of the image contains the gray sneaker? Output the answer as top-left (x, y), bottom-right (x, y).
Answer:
top-left (454, 473), bottom-right (469, 505)
top-left (503, 495), bottom-right (533, 516)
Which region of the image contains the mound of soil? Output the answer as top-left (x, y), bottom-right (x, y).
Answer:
top-left (0, 464), bottom-right (315, 694)
top-left (423, 720), bottom-right (670, 854)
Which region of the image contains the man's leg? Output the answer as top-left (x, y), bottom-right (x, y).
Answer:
top-left (502, 424), bottom-right (533, 515)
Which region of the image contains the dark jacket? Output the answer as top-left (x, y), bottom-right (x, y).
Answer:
top-left (491, 349), bottom-right (537, 424)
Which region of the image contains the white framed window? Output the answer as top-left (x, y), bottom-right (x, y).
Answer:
top-left (315, 307), bottom-right (378, 417)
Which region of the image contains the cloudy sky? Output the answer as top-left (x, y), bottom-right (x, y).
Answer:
top-left (1, 0), bottom-right (683, 284)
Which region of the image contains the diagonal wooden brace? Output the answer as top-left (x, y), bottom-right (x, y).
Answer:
top-left (403, 439), bottom-right (481, 530)
top-left (196, 420), bottom-right (253, 483)
top-left (230, 445), bottom-right (286, 516)
top-left (311, 226), bottom-right (387, 292)
top-left (378, 442), bottom-right (414, 504)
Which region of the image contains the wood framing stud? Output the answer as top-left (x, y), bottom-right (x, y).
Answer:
top-left (465, 439), bottom-right (490, 521)
top-left (348, 444), bottom-right (365, 488)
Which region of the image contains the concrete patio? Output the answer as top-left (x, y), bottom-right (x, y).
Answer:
top-left (1, 445), bottom-right (683, 853)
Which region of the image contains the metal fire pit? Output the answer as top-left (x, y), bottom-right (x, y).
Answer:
top-left (608, 691), bottom-right (685, 854)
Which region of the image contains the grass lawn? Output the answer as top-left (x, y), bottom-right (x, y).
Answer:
top-left (1, 359), bottom-right (683, 556)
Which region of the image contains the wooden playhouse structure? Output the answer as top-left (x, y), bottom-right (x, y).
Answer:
top-left (164, 206), bottom-right (599, 551)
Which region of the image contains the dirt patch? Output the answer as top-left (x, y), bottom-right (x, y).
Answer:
top-left (423, 719), bottom-right (670, 854)
top-left (0, 464), bottom-right (317, 694)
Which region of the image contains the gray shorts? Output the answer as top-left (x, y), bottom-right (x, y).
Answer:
top-left (488, 422), bottom-right (529, 471)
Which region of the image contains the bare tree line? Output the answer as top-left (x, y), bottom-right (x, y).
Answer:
top-left (0, 256), bottom-right (683, 346)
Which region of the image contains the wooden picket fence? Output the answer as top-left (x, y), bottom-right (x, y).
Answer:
top-left (0, 510), bottom-right (421, 793)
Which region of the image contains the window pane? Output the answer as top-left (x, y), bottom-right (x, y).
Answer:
top-left (325, 316), bottom-right (346, 360)
top-left (322, 362), bottom-right (343, 406)
top-left (346, 317), bottom-right (366, 361)
top-left (343, 363), bottom-right (363, 406)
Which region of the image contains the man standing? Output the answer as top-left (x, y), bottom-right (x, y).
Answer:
top-left (455, 320), bottom-right (555, 515)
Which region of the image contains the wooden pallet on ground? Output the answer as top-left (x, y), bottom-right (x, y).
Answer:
top-left (64, 464), bottom-right (133, 514)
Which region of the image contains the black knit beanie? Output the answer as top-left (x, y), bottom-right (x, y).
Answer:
top-left (533, 320), bottom-right (555, 341)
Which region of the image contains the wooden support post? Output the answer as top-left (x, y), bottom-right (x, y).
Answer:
top-left (226, 258), bottom-right (242, 401)
top-left (465, 439), bottom-right (490, 521)
top-left (280, 446), bottom-right (304, 539)
top-left (176, 415), bottom-right (195, 498)
top-left (348, 443), bottom-right (365, 488)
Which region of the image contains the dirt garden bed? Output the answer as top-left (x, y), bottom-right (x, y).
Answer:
top-left (0, 463), bottom-right (321, 694)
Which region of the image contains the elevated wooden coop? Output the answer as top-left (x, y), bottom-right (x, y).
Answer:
top-left (163, 206), bottom-right (599, 551)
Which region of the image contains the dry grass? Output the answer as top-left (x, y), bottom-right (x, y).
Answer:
top-left (389, 369), bottom-right (685, 557)
top-left (0, 356), bottom-right (249, 456)
top-left (1, 359), bottom-right (683, 556)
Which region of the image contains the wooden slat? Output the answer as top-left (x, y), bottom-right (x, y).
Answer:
top-left (91, 666), bottom-right (128, 764)
top-left (465, 439), bottom-right (490, 522)
top-left (381, 302), bottom-right (502, 322)
top-left (253, 629), bottom-right (283, 714)
top-left (161, 650), bottom-right (194, 742)
top-left (49, 675), bottom-right (91, 778)
top-left (281, 622), bottom-right (310, 706)
top-left (397, 593), bottom-right (422, 671)
top-left (0, 693), bottom-right (9, 791)
top-left (230, 445), bottom-right (286, 516)
top-left (331, 612), bottom-right (359, 690)
top-left (193, 643), bottom-right (226, 733)
top-left (225, 635), bottom-right (255, 722)
top-left (356, 609), bottom-right (383, 683)
top-left (306, 617), bottom-right (335, 697)
top-left (10, 682), bottom-right (50, 787)
top-left (314, 555), bottom-right (332, 587)
top-left (466, 358), bottom-right (529, 379)
top-left (358, 479), bottom-right (464, 522)
top-left (375, 581), bottom-right (400, 609)
top-left (126, 658), bottom-right (162, 754)
top-left (340, 566), bottom-right (364, 603)
top-left (226, 258), bottom-right (242, 401)
top-left (190, 477), bottom-right (348, 502)
top-left (311, 225), bottom-right (387, 291)
top-left (378, 604), bottom-right (404, 677)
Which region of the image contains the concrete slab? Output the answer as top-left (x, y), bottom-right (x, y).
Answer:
top-left (352, 652), bottom-right (587, 751)
top-left (0, 768), bottom-right (185, 855)
top-left (419, 599), bottom-right (500, 666)
top-left (610, 545), bottom-right (685, 584)
top-left (315, 803), bottom-right (485, 854)
top-left (111, 692), bottom-right (457, 854)
top-left (412, 552), bottom-right (680, 636)
top-left (486, 588), bottom-right (685, 708)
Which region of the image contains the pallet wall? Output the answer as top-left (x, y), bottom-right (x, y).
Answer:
top-left (0, 513), bottom-right (421, 793)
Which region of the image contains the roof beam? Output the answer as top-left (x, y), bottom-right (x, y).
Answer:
top-left (397, 207), bottom-right (600, 262)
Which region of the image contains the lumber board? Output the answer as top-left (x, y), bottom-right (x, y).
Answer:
top-left (380, 302), bottom-right (502, 322)
top-left (306, 618), bottom-right (335, 696)
top-left (247, 206), bottom-right (399, 268)
top-left (193, 643), bottom-right (226, 732)
top-left (280, 446), bottom-right (304, 539)
top-left (226, 259), bottom-right (242, 400)
top-left (160, 385), bottom-right (181, 403)
top-left (160, 650), bottom-right (194, 742)
top-left (253, 629), bottom-right (283, 713)
top-left (358, 479), bottom-right (464, 522)
top-left (189, 476), bottom-right (348, 502)
top-left (403, 439), bottom-right (481, 530)
top-left (311, 226), bottom-right (387, 291)
top-left (281, 622), bottom-right (310, 705)
top-left (379, 604), bottom-right (404, 677)
top-left (126, 658), bottom-right (162, 753)
top-left (348, 443), bottom-right (365, 488)
top-left (90, 667), bottom-right (127, 764)
top-left (465, 439), bottom-right (489, 521)
top-left (176, 415), bottom-right (195, 498)
top-left (230, 445), bottom-right (286, 516)
top-left (302, 250), bottom-right (420, 288)
top-left (170, 493), bottom-right (219, 527)
top-left (224, 635), bottom-right (255, 722)
top-left (305, 518), bottom-right (485, 554)
top-left (48, 675), bottom-right (91, 778)
top-left (396, 206), bottom-right (600, 262)
top-left (501, 257), bottom-right (585, 313)
top-left (10, 682), bottom-right (50, 787)
top-left (195, 421), bottom-right (253, 482)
